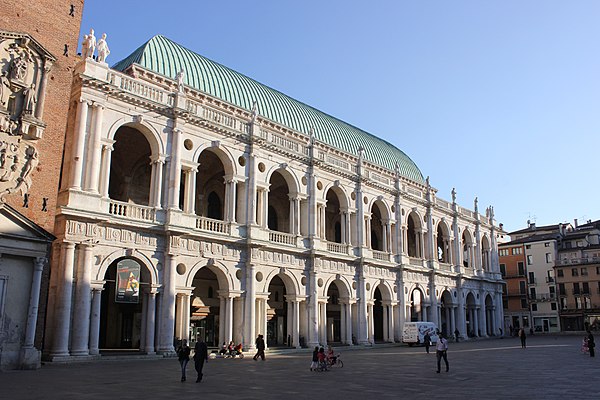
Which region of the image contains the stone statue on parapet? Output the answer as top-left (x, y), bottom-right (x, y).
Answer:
top-left (250, 100), bottom-right (258, 123)
top-left (451, 187), bottom-right (456, 203)
top-left (175, 69), bottom-right (185, 93)
top-left (96, 33), bottom-right (110, 63)
top-left (82, 28), bottom-right (96, 59)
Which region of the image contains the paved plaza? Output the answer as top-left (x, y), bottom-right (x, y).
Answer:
top-left (0, 335), bottom-right (596, 399)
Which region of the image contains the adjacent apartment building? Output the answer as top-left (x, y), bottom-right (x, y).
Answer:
top-left (555, 220), bottom-right (600, 332)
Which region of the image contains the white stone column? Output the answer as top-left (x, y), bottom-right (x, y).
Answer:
top-left (368, 303), bottom-right (374, 343)
top-left (382, 303), bottom-right (388, 342)
top-left (99, 141), bottom-right (115, 198)
top-left (145, 289), bottom-right (157, 354)
top-left (149, 156), bottom-right (165, 208)
top-left (34, 62), bottom-right (51, 119)
top-left (225, 296), bottom-right (233, 343)
top-left (175, 293), bottom-right (185, 340)
top-left (70, 100), bottom-right (89, 189)
top-left (158, 253), bottom-right (176, 353)
top-left (71, 244), bottom-right (94, 356)
top-left (321, 301), bottom-right (328, 344)
top-left (388, 304), bottom-right (395, 342)
top-left (84, 103), bottom-right (104, 193)
top-left (450, 306), bottom-right (456, 336)
top-left (307, 270), bottom-right (319, 348)
top-left (262, 298), bottom-right (268, 347)
top-left (218, 296), bottom-right (226, 345)
top-left (422, 304), bottom-right (428, 322)
top-left (22, 257), bottom-right (45, 350)
top-left (89, 286), bottom-right (103, 355)
top-left (183, 167), bottom-right (197, 214)
top-left (167, 128), bottom-right (182, 209)
top-left (292, 300), bottom-right (300, 348)
top-left (244, 264), bottom-right (256, 350)
top-left (50, 242), bottom-right (75, 357)
top-left (346, 301), bottom-right (354, 345)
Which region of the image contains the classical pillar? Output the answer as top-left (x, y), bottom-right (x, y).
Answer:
top-left (158, 253), bottom-right (176, 353)
top-left (99, 141), bottom-right (115, 198)
top-left (368, 303), bottom-right (374, 343)
top-left (218, 296), bottom-right (226, 345)
top-left (167, 128), bottom-right (182, 209)
top-left (388, 304), bottom-right (395, 342)
top-left (357, 273), bottom-right (369, 344)
top-left (145, 290), bottom-right (157, 354)
top-left (225, 296), bottom-right (233, 344)
top-left (34, 62), bottom-right (52, 119)
top-left (183, 168), bottom-right (197, 214)
top-left (292, 300), bottom-right (300, 348)
top-left (382, 303), bottom-right (388, 342)
top-left (307, 270), bottom-right (319, 348)
top-left (321, 301), bottom-right (328, 344)
top-left (89, 286), bottom-right (103, 355)
top-left (149, 156), bottom-right (165, 207)
top-left (70, 100), bottom-right (89, 189)
top-left (224, 178), bottom-right (237, 222)
top-left (84, 103), bottom-right (104, 193)
top-left (346, 301), bottom-right (354, 345)
top-left (49, 242), bottom-right (75, 357)
top-left (450, 306), bottom-right (456, 336)
top-left (71, 244), bottom-right (94, 356)
top-left (22, 257), bottom-right (45, 349)
top-left (244, 264), bottom-right (256, 350)
top-left (422, 304), bottom-right (428, 322)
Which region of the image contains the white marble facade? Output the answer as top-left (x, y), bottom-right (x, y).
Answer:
top-left (45, 56), bottom-right (504, 359)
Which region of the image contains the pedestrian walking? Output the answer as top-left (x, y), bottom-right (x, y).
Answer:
top-left (193, 339), bottom-right (208, 382)
top-left (436, 334), bottom-right (449, 373)
top-left (253, 334), bottom-right (266, 361)
top-left (519, 328), bottom-right (526, 349)
top-left (454, 329), bottom-right (460, 342)
top-left (310, 346), bottom-right (319, 371)
top-left (176, 339), bottom-right (191, 382)
top-left (424, 332), bottom-right (431, 354)
top-left (587, 330), bottom-right (595, 357)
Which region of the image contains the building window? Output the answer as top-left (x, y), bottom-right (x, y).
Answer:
top-left (575, 297), bottom-right (582, 310)
top-left (544, 242), bottom-right (550, 247)
top-left (500, 264), bottom-right (506, 276)
top-left (558, 283), bottom-right (566, 295)
top-left (529, 287), bottom-right (536, 299)
top-left (584, 297), bottom-right (592, 309)
top-left (581, 268), bottom-right (588, 276)
top-left (531, 304), bottom-right (538, 312)
top-left (518, 262), bottom-right (525, 276)
top-left (519, 281), bottom-right (526, 294)
top-left (572, 268), bottom-right (579, 277)
top-left (551, 302), bottom-right (557, 311)
top-left (557, 269), bottom-right (564, 278)
top-left (512, 247), bottom-right (522, 255)
top-left (597, 266), bottom-right (600, 275)
top-left (560, 297), bottom-right (567, 310)
top-left (526, 245), bottom-right (531, 249)
top-left (527, 255), bottom-right (533, 265)
top-left (499, 249), bottom-right (509, 256)
top-left (528, 272), bottom-right (535, 284)
top-left (583, 282), bottom-right (589, 294)
top-left (520, 298), bottom-right (528, 309)
top-left (573, 282), bottom-right (580, 295)
top-left (545, 253), bottom-right (551, 263)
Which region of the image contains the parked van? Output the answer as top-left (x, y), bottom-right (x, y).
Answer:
top-left (402, 322), bottom-right (439, 346)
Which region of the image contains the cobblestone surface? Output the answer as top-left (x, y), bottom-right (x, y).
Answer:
top-left (0, 335), bottom-right (596, 400)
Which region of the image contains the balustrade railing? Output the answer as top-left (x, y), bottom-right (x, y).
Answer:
top-left (108, 200), bottom-right (156, 222)
top-left (195, 216), bottom-right (230, 234)
top-left (269, 230), bottom-right (296, 246)
top-left (107, 71), bottom-right (173, 106)
top-left (409, 257), bottom-right (422, 266)
top-left (372, 250), bottom-right (390, 261)
top-left (327, 242), bottom-right (347, 254)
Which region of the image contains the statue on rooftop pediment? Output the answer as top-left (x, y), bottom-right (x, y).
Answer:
top-left (96, 33), bottom-right (110, 63)
top-left (81, 29), bottom-right (96, 59)
top-left (175, 69), bottom-right (185, 93)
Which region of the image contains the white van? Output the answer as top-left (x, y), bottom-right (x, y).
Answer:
top-left (402, 322), bottom-right (439, 346)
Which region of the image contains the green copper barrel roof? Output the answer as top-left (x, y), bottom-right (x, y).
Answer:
top-left (113, 35), bottom-right (424, 183)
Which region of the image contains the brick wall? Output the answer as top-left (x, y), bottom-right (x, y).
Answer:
top-left (0, 0), bottom-right (84, 233)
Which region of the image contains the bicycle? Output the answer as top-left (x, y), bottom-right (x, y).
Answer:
top-left (327, 354), bottom-right (343, 368)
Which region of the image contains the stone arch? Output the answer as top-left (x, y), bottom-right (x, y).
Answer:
top-left (322, 182), bottom-right (350, 209)
top-left (324, 186), bottom-right (348, 243)
top-left (436, 219), bottom-right (452, 263)
top-left (186, 259), bottom-right (234, 291)
top-left (192, 142), bottom-right (236, 177)
top-left (369, 200), bottom-right (390, 251)
top-left (462, 229), bottom-right (474, 268)
top-left (370, 280), bottom-right (394, 302)
top-left (465, 291), bottom-right (478, 337)
top-left (106, 117), bottom-right (165, 156)
top-left (262, 268), bottom-right (300, 295)
top-left (266, 167), bottom-right (299, 233)
top-left (322, 275), bottom-right (352, 298)
top-left (408, 284), bottom-right (426, 322)
top-left (438, 289), bottom-right (454, 336)
top-left (195, 146), bottom-right (233, 219)
top-left (95, 248), bottom-right (158, 285)
top-left (406, 210), bottom-right (424, 258)
top-left (481, 234), bottom-right (491, 271)
top-left (265, 165), bottom-right (300, 195)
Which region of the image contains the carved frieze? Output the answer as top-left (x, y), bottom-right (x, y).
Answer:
top-left (65, 221), bottom-right (158, 247)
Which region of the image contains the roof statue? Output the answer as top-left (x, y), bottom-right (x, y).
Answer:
top-left (81, 28), bottom-right (96, 59)
top-left (175, 69), bottom-right (185, 93)
top-left (451, 187), bottom-right (456, 203)
top-left (250, 100), bottom-right (258, 123)
top-left (96, 33), bottom-right (110, 63)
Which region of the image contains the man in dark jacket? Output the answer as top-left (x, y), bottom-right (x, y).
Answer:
top-left (253, 334), bottom-right (266, 361)
top-left (193, 340), bottom-right (208, 382)
top-left (587, 330), bottom-right (595, 357)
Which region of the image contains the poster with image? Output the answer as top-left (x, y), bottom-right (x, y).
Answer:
top-left (115, 259), bottom-right (140, 303)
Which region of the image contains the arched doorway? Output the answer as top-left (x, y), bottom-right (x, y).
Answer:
top-left (108, 126), bottom-right (152, 205)
top-left (190, 267), bottom-right (221, 347)
top-left (99, 257), bottom-right (150, 350)
top-left (267, 275), bottom-right (287, 347)
top-left (325, 189), bottom-right (342, 243)
top-left (437, 222), bottom-right (451, 263)
top-left (439, 290), bottom-right (453, 337)
top-left (267, 170), bottom-right (293, 233)
top-left (465, 292), bottom-right (477, 337)
top-left (410, 288), bottom-right (424, 322)
top-left (196, 149), bottom-right (226, 219)
top-left (407, 212), bottom-right (422, 257)
top-left (485, 294), bottom-right (494, 336)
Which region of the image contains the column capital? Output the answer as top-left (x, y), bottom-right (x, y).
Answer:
top-left (33, 257), bottom-right (47, 270)
top-left (91, 101), bottom-right (105, 110)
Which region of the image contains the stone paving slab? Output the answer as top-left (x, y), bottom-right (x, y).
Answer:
top-left (0, 335), bottom-right (596, 400)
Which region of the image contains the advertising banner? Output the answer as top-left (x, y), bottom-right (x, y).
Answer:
top-left (115, 259), bottom-right (140, 303)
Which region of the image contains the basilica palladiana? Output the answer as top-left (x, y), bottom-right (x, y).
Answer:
top-left (45, 34), bottom-right (504, 359)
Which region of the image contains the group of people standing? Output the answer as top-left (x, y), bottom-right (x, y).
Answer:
top-left (176, 339), bottom-right (208, 383)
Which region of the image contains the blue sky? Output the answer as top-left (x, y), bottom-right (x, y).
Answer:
top-left (81, 1), bottom-right (600, 233)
